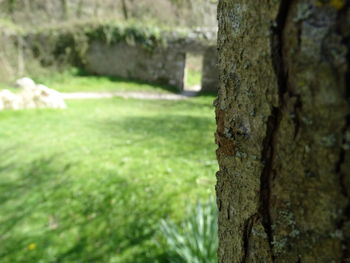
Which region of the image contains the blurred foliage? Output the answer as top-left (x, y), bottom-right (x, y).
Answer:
top-left (24, 21), bottom-right (169, 69)
top-left (0, 0), bottom-right (217, 29)
top-left (0, 19), bottom-right (215, 85)
top-left (1, 20), bottom-right (210, 81)
top-left (160, 199), bottom-right (218, 263)
top-left (0, 0), bottom-right (217, 83)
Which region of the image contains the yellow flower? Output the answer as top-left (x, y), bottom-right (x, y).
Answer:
top-left (330, 0), bottom-right (345, 9)
top-left (28, 243), bottom-right (37, 250)
top-left (316, 0), bottom-right (345, 9)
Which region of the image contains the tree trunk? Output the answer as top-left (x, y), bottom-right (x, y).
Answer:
top-left (61, 0), bottom-right (68, 20)
top-left (121, 0), bottom-right (129, 20)
top-left (215, 1), bottom-right (350, 262)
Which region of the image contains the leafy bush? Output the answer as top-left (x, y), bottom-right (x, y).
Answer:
top-left (160, 199), bottom-right (218, 263)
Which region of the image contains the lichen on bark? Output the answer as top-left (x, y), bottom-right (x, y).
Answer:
top-left (216, 1), bottom-right (350, 262)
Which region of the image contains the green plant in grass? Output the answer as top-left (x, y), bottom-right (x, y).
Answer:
top-left (160, 199), bottom-right (218, 263)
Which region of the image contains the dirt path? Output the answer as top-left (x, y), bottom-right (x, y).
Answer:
top-left (61, 90), bottom-right (198, 101)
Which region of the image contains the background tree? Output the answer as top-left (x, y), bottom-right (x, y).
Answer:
top-left (0, 0), bottom-right (217, 28)
top-left (215, 0), bottom-right (350, 262)
top-left (121, 0), bottom-right (129, 20)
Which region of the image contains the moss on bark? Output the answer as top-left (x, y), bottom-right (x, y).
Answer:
top-left (216, 1), bottom-right (350, 262)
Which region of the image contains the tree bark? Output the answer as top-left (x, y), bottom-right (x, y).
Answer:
top-left (121, 0), bottom-right (129, 20)
top-left (215, 1), bottom-right (350, 262)
top-left (60, 0), bottom-right (68, 20)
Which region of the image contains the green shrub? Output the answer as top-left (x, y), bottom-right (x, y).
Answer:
top-left (160, 199), bottom-right (218, 263)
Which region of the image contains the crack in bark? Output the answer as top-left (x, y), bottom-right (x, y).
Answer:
top-left (291, 94), bottom-right (302, 140)
top-left (339, 46), bottom-right (350, 263)
top-left (241, 214), bottom-right (257, 263)
top-left (259, 107), bottom-right (279, 258)
top-left (337, 117), bottom-right (350, 197)
top-left (271, 0), bottom-right (292, 98)
top-left (258, 0), bottom-right (293, 259)
top-left (334, 2), bottom-right (350, 262)
top-left (338, 69), bottom-right (350, 263)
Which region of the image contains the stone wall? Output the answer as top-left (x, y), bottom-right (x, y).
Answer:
top-left (201, 47), bottom-right (218, 93)
top-left (85, 32), bottom-right (219, 92)
top-left (0, 23), bottom-right (219, 92)
top-left (0, 31), bottom-right (18, 82)
top-left (0, 29), bottom-right (42, 83)
top-left (85, 42), bottom-right (186, 90)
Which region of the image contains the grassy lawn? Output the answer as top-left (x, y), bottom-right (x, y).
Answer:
top-left (186, 69), bottom-right (202, 88)
top-left (32, 69), bottom-right (178, 94)
top-left (0, 78), bottom-right (217, 263)
top-left (0, 69), bottom-right (178, 94)
top-left (185, 54), bottom-right (202, 88)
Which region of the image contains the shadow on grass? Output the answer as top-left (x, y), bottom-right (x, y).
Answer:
top-left (0, 156), bottom-right (73, 259)
top-left (0, 154), bottom-right (172, 263)
top-left (197, 90), bottom-right (217, 97)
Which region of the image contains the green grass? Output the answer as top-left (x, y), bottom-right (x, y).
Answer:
top-left (0, 67), bottom-right (203, 94)
top-left (0, 82), bottom-right (12, 90)
top-left (31, 68), bottom-right (177, 93)
top-left (0, 68), bottom-right (178, 94)
top-left (185, 53), bottom-right (202, 88)
top-left (186, 69), bottom-right (202, 88)
top-left (0, 76), bottom-right (217, 263)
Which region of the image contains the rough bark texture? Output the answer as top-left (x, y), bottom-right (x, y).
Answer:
top-left (216, 0), bottom-right (350, 262)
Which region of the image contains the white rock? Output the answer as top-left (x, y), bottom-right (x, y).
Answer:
top-left (19, 89), bottom-right (37, 109)
top-left (0, 78), bottom-right (66, 110)
top-left (0, 79), bottom-right (66, 111)
top-left (15, 77), bottom-right (36, 90)
top-left (35, 84), bottom-right (66, 109)
top-left (0, 89), bottom-right (21, 110)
